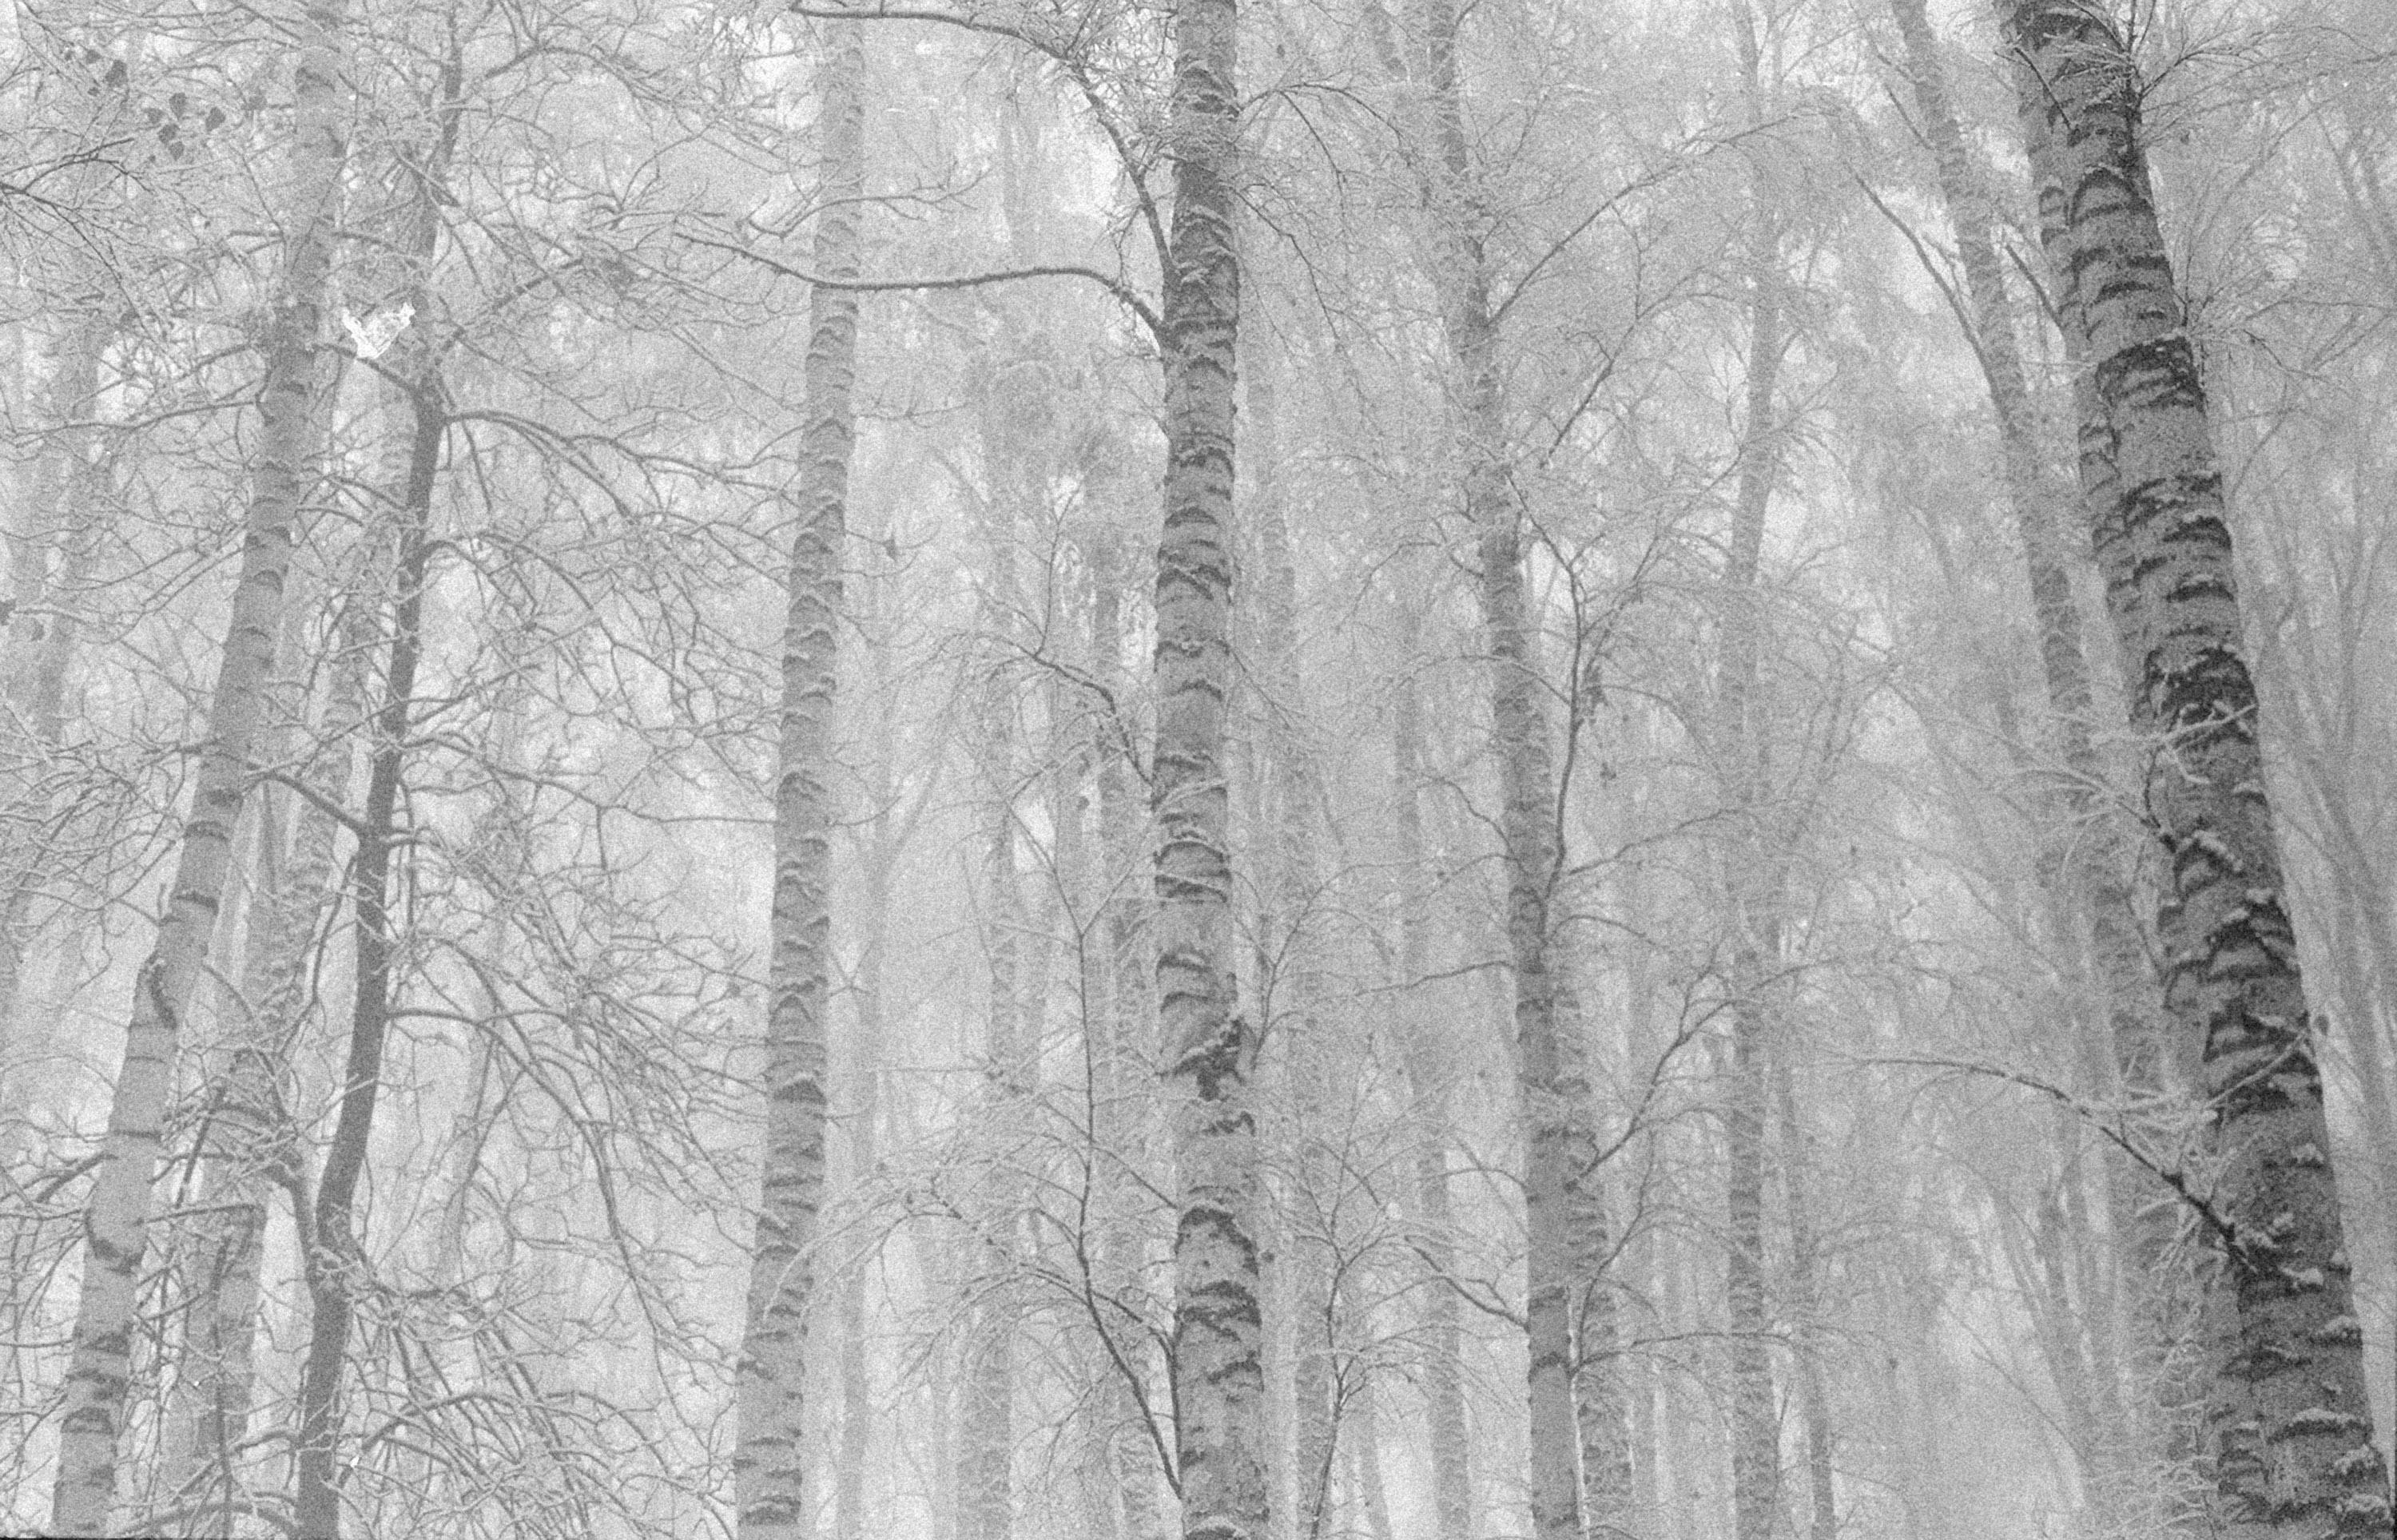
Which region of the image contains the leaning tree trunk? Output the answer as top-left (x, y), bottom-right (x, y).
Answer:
top-left (2001, 4), bottom-right (2393, 1534)
top-left (158, 546), bottom-right (364, 1532)
top-left (47, 3), bottom-right (348, 1529)
top-left (1889, 9), bottom-right (2176, 1518)
top-left (1155, 0), bottom-right (1260, 1529)
top-left (737, 21), bottom-right (863, 1540)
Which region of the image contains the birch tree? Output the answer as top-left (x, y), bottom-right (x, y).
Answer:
top-left (737, 18), bottom-right (865, 1539)
top-left (1155, 0), bottom-right (1262, 1529)
top-left (47, 2), bottom-right (348, 1527)
top-left (2003, 3), bottom-right (2392, 1533)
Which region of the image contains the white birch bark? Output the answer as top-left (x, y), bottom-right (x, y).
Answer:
top-left (1408, 0), bottom-right (1594, 1527)
top-left (2002, 4), bottom-right (2392, 1532)
top-left (737, 20), bottom-right (864, 1539)
top-left (47, 3), bottom-right (348, 1527)
top-left (1155, 0), bottom-right (1261, 1528)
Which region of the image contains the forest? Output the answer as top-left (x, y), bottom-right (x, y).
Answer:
top-left (0, 0), bottom-right (2391, 1536)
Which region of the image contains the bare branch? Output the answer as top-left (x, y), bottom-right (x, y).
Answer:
top-left (676, 229), bottom-right (1161, 338)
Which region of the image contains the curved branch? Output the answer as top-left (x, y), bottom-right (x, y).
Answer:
top-left (678, 229), bottom-right (1161, 338)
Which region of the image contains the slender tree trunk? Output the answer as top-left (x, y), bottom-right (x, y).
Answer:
top-left (1086, 522), bottom-right (1170, 1540)
top-left (737, 21), bottom-right (863, 1539)
top-left (1247, 355), bottom-right (1337, 1540)
top-left (47, 5), bottom-right (347, 1528)
top-left (159, 538), bottom-right (367, 1534)
top-left (833, 554), bottom-right (899, 1540)
top-left (1890, 10), bottom-right (2177, 1518)
top-left (1719, 149), bottom-right (1784, 1540)
top-left (1350, 1367), bottom-right (1395, 1540)
top-left (292, 304), bottom-right (444, 1540)
top-left (1771, 1052), bottom-right (1835, 1540)
top-left (963, 420), bottom-right (1024, 1540)
top-left (2002, 5), bottom-right (2393, 1533)
top-left (1155, 0), bottom-right (1258, 1530)
top-left (1574, 1177), bottom-right (1634, 1540)
top-left (834, 847), bottom-right (886, 1540)
top-left (1390, 592), bottom-right (1473, 1540)
top-left (1409, 0), bottom-right (1592, 1533)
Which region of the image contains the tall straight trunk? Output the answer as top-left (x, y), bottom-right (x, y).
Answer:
top-left (1719, 137), bottom-right (1785, 1540)
top-left (1087, 522), bottom-right (1169, 1540)
top-left (1412, 0), bottom-right (1588, 1532)
top-left (293, 308), bottom-right (444, 1540)
top-left (1573, 1177), bottom-right (1634, 1540)
top-left (1249, 355), bottom-right (1335, 1540)
top-left (737, 22), bottom-right (863, 1540)
top-left (47, 5), bottom-right (348, 1529)
top-left (2002, 4), bottom-right (2393, 1534)
top-left (1389, 592), bottom-right (1473, 1540)
top-left (1155, 0), bottom-right (1258, 1529)
top-left (1350, 1364), bottom-right (1396, 1540)
top-left (1771, 1052), bottom-right (1835, 1540)
top-left (963, 421), bottom-right (1024, 1540)
top-left (833, 847), bottom-right (886, 1540)
top-left (835, 555), bottom-right (896, 1540)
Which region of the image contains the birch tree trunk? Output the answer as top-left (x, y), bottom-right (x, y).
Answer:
top-left (1889, 10), bottom-right (2176, 1516)
top-left (1247, 354), bottom-right (1337, 1540)
top-left (737, 20), bottom-right (863, 1539)
top-left (963, 411), bottom-right (1023, 1540)
top-left (48, 4), bottom-right (348, 1528)
top-left (835, 561), bottom-right (896, 1540)
top-left (2002, 4), bottom-right (2393, 1533)
top-left (1155, 0), bottom-right (1260, 1527)
top-left (1087, 519), bottom-right (1171, 1540)
top-left (1389, 589), bottom-right (1473, 1540)
top-left (1412, 0), bottom-right (1590, 1530)
top-left (1718, 157), bottom-right (1785, 1540)
top-left (159, 545), bottom-right (364, 1532)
